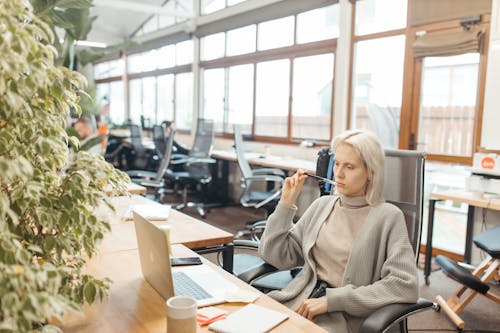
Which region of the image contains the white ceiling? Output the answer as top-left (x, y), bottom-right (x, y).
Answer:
top-left (88, 0), bottom-right (189, 46)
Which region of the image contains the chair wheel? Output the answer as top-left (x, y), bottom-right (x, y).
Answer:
top-left (433, 304), bottom-right (441, 312)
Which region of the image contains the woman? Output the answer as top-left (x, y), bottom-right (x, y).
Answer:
top-left (258, 130), bottom-right (418, 333)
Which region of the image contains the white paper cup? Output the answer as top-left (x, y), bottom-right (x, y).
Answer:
top-left (166, 296), bottom-right (197, 333)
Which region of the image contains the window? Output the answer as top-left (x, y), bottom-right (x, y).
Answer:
top-left (109, 81), bottom-right (124, 125)
top-left (157, 45), bottom-right (176, 69)
top-left (296, 4), bottom-right (340, 43)
top-left (129, 79), bottom-right (142, 124)
top-left (175, 72), bottom-right (193, 130)
top-left (355, 0), bottom-right (407, 36)
top-left (201, 33), bottom-right (225, 61)
top-left (416, 54), bottom-right (480, 157)
top-left (255, 59), bottom-right (290, 137)
top-left (292, 54), bottom-right (334, 140)
top-left (157, 75), bottom-right (174, 123)
top-left (201, 0), bottom-right (225, 15)
top-left (142, 77), bottom-right (156, 126)
top-left (176, 40), bottom-right (193, 65)
top-left (202, 68), bottom-right (225, 133)
top-left (227, 64), bottom-right (254, 134)
top-left (128, 53), bottom-right (145, 74)
top-left (351, 35), bottom-right (405, 148)
top-left (227, 25), bottom-right (256, 56)
top-left (258, 16), bottom-right (294, 51)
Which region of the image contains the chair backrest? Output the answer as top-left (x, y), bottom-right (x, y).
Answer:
top-left (152, 124), bottom-right (166, 158)
top-left (189, 119), bottom-right (214, 158)
top-left (129, 124), bottom-right (144, 151)
top-left (234, 124), bottom-right (253, 178)
top-left (383, 149), bottom-right (426, 259)
top-left (314, 148), bottom-right (425, 258)
top-left (153, 129), bottom-right (175, 182)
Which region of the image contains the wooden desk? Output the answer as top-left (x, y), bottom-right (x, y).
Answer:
top-left (424, 190), bottom-right (500, 284)
top-left (104, 182), bottom-right (147, 196)
top-left (211, 149), bottom-right (316, 174)
top-left (99, 195), bottom-right (234, 271)
top-left (60, 244), bottom-right (327, 333)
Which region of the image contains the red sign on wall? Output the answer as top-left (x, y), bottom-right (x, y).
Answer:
top-left (481, 157), bottom-right (495, 169)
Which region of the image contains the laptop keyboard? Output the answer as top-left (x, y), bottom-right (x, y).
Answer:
top-left (173, 271), bottom-right (213, 300)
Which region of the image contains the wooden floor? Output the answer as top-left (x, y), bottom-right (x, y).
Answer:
top-left (161, 193), bottom-right (500, 333)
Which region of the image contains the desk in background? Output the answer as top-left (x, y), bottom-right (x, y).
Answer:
top-left (104, 182), bottom-right (147, 196)
top-left (59, 244), bottom-right (327, 333)
top-left (99, 195), bottom-right (234, 272)
top-left (424, 190), bottom-right (500, 284)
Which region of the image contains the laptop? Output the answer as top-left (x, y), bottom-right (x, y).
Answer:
top-left (133, 212), bottom-right (239, 307)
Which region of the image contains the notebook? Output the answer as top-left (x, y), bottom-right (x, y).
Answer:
top-left (133, 212), bottom-right (239, 307)
top-left (124, 203), bottom-right (171, 221)
top-left (208, 303), bottom-right (289, 333)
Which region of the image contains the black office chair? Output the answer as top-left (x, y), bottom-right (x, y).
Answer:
top-left (236, 149), bottom-right (436, 333)
top-left (128, 124), bottom-right (154, 170)
top-left (170, 119), bottom-right (216, 217)
top-left (233, 124), bottom-right (286, 239)
top-left (126, 129), bottom-right (175, 202)
top-left (434, 225), bottom-right (500, 331)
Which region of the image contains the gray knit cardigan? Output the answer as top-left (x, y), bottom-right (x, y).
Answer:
top-left (258, 195), bottom-right (418, 333)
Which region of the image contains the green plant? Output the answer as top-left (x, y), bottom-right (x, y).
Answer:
top-left (0, 1), bottom-right (129, 332)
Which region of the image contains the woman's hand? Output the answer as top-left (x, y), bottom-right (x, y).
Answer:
top-left (279, 169), bottom-right (308, 208)
top-left (295, 297), bottom-right (328, 321)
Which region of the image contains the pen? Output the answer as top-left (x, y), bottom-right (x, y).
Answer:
top-left (305, 173), bottom-right (336, 186)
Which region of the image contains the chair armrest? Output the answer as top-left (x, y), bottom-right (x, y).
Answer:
top-left (127, 170), bottom-right (156, 179)
top-left (359, 298), bottom-right (435, 333)
top-left (243, 175), bottom-right (285, 184)
top-left (187, 157), bottom-right (216, 165)
top-left (252, 168), bottom-right (286, 177)
top-left (236, 260), bottom-right (279, 284)
top-left (234, 239), bottom-right (260, 249)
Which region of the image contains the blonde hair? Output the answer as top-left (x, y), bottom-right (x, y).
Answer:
top-left (331, 130), bottom-right (385, 205)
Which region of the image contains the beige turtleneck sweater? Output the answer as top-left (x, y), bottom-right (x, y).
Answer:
top-left (312, 195), bottom-right (370, 287)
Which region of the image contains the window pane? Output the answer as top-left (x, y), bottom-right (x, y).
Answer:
top-left (228, 64), bottom-right (254, 134)
top-left (129, 79), bottom-right (142, 125)
top-left (142, 16), bottom-right (158, 34)
top-left (258, 16), bottom-right (294, 51)
top-left (176, 40), bottom-right (193, 65)
top-left (202, 68), bottom-right (225, 133)
top-left (201, 32), bottom-right (225, 61)
top-left (355, 0), bottom-right (407, 36)
top-left (109, 81), bottom-right (124, 125)
top-left (255, 59), bottom-right (290, 137)
top-left (297, 4), bottom-right (340, 44)
top-left (227, 25), bottom-right (256, 56)
top-left (142, 50), bottom-right (159, 72)
top-left (157, 45), bottom-right (176, 69)
top-left (417, 54), bottom-right (480, 156)
top-left (351, 35), bottom-right (405, 148)
top-left (108, 59), bottom-right (124, 77)
top-left (201, 0), bottom-right (225, 14)
top-left (128, 53), bottom-right (144, 74)
top-left (159, 14), bottom-right (175, 29)
top-left (292, 54), bottom-right (334, 140)
top-left (175, 72), bottom-right (193, 131)
top-left (94, 62), bottom-right (109, 79)
top-left (142, 77), bottom-right (156, 126)
top-left (157, 74), bottom-right (174, 123)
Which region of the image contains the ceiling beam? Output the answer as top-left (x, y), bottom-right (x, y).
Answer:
top-left (93, 0), bottom-right (192, 19)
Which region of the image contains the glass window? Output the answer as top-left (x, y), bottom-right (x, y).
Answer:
top-left (157, 45), bottom-right (176, 69)
top-left (227, 25), bottom-right (256, 56)
top-left (292, 54), bottom-right (334, 140)
top-left (417, 54), bottom-right (480, 157)
top-left (129, 79), bottom-right (142, 125)
top-left (108, 59), bottom-right (124, 77)
top-left (94, 62), bottom-right (109, 79)
top-left (297, 4), bottom-right (340, 44)
top-left (202, 68), bottom-right (225, 133)
top-left (159, 14), bottom-right (175, 29)
top-left (258, 16), bottom-right (294, 51)
top-left (142, 50), bottom-right (159, 72)
top-left (227, 64), bottom-right (254, 134)
top-left (201, 32), bottom-right (226, 61)
top-left (351, 35), bottom-right (405, 148)
top-left (142, 77), bottom-right (156, 126)
top-left (175, 72), bottom-right (193, 131)
top-left (176, 40), bottom-right (193, 65)
top-left (201, 0), bottom-right (225, 15)
top-left (157, 74), bottom-right (174, 123)
top-left (109, 81), bottom-right (125, 125)
top-left (128, 53), bottom-right (145, 74)
top-left (255, 59), bottom-right (290, 137)
top-left (355, 0), bottom-right (407, 36)
top-left (142, 16), bottom-right (158, 34)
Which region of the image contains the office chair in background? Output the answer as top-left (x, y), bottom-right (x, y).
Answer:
top-left (434, 225), bottom-right (500, 331)
top-left (126, 128), bottom-right (175, 202)
top-left (170, 118), bottom-right (216, 217)
top-left (233, 124), bottom-right (286, 239)
top-left (128, 124), bottom-right (154, 170)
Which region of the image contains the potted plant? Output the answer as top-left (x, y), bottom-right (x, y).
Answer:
top-left (0, 0), bottom-right (128, 331)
